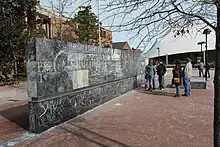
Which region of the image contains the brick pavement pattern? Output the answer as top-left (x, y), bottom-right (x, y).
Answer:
top-left (0, 69), bottom-right (214, 147)
top-left (14, 79), bottom-right (213, 147)
top-left (0, 82), bottom-right (27, 106)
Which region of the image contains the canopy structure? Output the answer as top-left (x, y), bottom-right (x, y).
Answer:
top-left (143, 26), bottom-right (215, 59)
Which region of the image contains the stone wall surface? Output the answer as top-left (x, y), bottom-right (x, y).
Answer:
top-left (26, 37), bottom-right (145, 133)
top-left (26, 37), bottom-right (145, 99)
top-left (29, 77), bottom-right (135, 133)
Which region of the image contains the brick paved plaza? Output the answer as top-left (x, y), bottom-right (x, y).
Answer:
top-left (0, 69), bottom-right (214, 147)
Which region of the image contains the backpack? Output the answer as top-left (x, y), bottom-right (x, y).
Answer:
top-left (206, 63), bottom-right (210, 70)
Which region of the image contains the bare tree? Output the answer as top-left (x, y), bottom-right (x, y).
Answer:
top-left (46, 0), bottom-right (76, 40)
top-left (102, 0), bottom-right (220, 146)
top-left (45, 0), bottom-right (90, 40)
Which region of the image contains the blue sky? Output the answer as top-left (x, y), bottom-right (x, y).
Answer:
top-left (39, 0), bottom-right (216, 56)
top-left (40, 0), bottom-right (143, 49)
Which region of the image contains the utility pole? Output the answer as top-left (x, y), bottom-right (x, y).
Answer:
top-left (203, 29), bottom-right (211, 81)
top-left (97, 0), bottom-right (101, 47)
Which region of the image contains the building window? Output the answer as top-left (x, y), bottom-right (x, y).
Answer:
top-left (100, 30), bottom-right (103, 37)
top-left (102, 31), bottom-right (106, 38)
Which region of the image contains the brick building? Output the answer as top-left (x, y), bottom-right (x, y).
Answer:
top-left (36, 6), bottom-right (77, 41)
top-left (100, 27), bottom-right (113, 48)
top-left (37, 6), bottom-right (112, 46)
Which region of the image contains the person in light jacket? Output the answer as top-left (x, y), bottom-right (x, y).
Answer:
top-left (198, 60), bottom-right (204, 77)
top-left (145, 60), bottom-right (155, 91)
top-left (182, 58), bottom-right (192, 97)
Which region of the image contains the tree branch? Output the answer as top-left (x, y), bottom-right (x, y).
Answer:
top-left (172, 1), bottom-right (216, 30)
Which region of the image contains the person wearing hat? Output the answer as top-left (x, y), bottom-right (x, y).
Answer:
top-left (182, 58), bottom-right (192, 97)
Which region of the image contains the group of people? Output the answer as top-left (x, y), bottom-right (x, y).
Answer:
top-left (145, 58), bottom-right (193, 97)
top-left (198, 60), bottom-right (211, 78)
top-left (144, 60), bottom-right (167, 91)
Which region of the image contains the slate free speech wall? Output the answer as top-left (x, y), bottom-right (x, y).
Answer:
top-left (26, 37), bottom-right (145, 133)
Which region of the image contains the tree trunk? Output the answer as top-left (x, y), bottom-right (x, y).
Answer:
top-left (214, 5), bottom-right (220, 147)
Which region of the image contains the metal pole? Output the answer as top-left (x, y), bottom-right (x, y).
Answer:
top-left (200, 44), bottom-right (202, 52)
top-left (205, 34), bottom-right (208, 81)
top-left (97, 0), bottom-right (101, 47)
top-left (166, 54), bottom-right (168, 66)
top-left (201, 44), bottom-right (205, 64)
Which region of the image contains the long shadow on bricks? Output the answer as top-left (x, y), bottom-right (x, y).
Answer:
top-left (59, 122), bottom-right (133, 147)
top-left (137, 89), bottom-right (175, 97)
top-left (0, 104), bottom-right (29, 131)
top-left (166, 84), bottom-right (185, 89)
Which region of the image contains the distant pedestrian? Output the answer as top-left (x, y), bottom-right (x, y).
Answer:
top-left (145, 60), bottom-right (154, 91)
top-left (153, 60), bottom-right (158, 90)
top-left (182, 58), bottom-right (192, 97)
top-left (157, 60), bottom-right (167, 90)
top-left (205, 62), bottom-right (211, 78)
top-left (172, 60), bottom-right (182, 97)
top-left (198, 60), bottom-right (204, 77)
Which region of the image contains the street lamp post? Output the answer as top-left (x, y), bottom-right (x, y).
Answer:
top-left (197, 41), bottom-right (206, 63)
top-left (157, 47), bottom-right (160, 57)
top-left (203, 28), bottom-right (211, 81)
top-left (197, 41), bottom-right (206, 52)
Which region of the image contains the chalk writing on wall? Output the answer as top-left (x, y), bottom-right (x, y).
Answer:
top-left (26, 37), bottom-right (145, 98)
top-left (29, 77), bottom-right (135, 133)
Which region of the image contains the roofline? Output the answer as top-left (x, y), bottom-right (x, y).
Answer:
top-left (147, 48), bottom-right (216, 58)
top-left (100, 26), bottom-right (112, 32)
top-left (113, 41), bottom-right (128, 44)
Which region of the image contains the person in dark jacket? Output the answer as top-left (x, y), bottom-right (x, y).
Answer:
top-left (157, 60), bottom-right (166, 90)
top-left (172, 60), bottom-right (182, 97)
top-left (205, 62), bottom-right (211, 78)
top-left (152, 60), bottom-right (158, 90)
